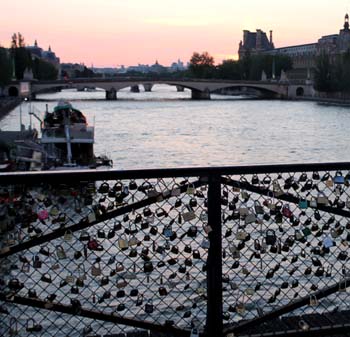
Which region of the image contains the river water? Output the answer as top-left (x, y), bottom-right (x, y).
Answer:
top-left (1, 84), bottom-right (350, 169)
top-left (2, 85), bottom-right (350, 336)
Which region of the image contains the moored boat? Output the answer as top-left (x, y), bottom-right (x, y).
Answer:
top-left (0, 101), bottom-right (112, 171)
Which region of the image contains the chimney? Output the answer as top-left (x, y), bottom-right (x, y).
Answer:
top-left (270, 30), bottom-right (273, 45)
top-left (243, 30), bottom-right (249, 45)
top-left (256, 29), bottom-right (262, 50)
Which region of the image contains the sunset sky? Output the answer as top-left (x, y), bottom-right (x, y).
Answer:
top-left (1, 0), bottom-right (349, 67)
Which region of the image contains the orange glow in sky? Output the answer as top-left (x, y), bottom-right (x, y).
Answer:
top-left (1, 0), bottom-right (349, 67)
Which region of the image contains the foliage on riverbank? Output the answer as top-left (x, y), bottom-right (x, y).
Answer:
top-left (187, 51), bottom-right (292, 80)
top-left (0, 33), bottom-right (58, 86)
top-left (314, 50), bottom-right (350, 93)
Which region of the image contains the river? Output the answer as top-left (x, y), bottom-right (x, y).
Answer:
top-left (1, 84), bottom-right (350, 169)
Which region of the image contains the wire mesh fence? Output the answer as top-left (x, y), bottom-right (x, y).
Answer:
top-left (1, 164), bottom-right (350, 337)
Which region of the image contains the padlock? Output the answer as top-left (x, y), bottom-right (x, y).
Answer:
top-left (314, 267), bottom-right (324, 277)
top-left (182, 207), bottom-right (196, 222)
top-left (8, 278), bottom-right (23, 291)
top-left (40, 273), bottom-right (52, 283)
top-left (273, 179), bottom-right (284, 196)
top-left (26, 318), bottom-right (42, 332)
top-left (187, 183), bottom-right (195, 195)
top-left (202, 223), bottom-right (212, 235)
top-left (145, 299), bottom-right (154, 313)
top-left (163, 225), bottom-right (173, 238)
top-left (116, 277), bottom-right (127, 288)
top-left (66, 272), bottom-right (75, 284)
top-left (187, 225), bottom-right (198, 238)
top-left (115, 262), bottom-right (124, 272)
top-left (118, 235), bottom-right (129, 249)
top-left (245, 213), bottom-right (256, 224)
top-left (201, 239), bottom-right (210, 249)
top-left (334, 172), bottom-right (345, 184)
top-left (193, 250), bottom-right (201, 259)
top-left (323, 236), bottom-right (334, 248)
top-left (128, 236), bottom-right (139, 246)
top-left (144, 261), bottom-right (153, 273)
top-left (265, 230), bottom-right (276, 245)
top-left (98, 182), bottom-right (109, 194)
top-left (236, 231), bottom-right (248, 240)
top-left (251, 174), bottom-right (259, 185)
top-left (229, 244), bottom-right (240, 259)
top-left (91, 262), bottom-right (101, 276)
top-left (239, 206), bottom-right (249, 216)
top-left (33, 255), bottom-right (42, 269)
top-left (158, 286), bottom-right (168, 296)
top-left (235, 302), bottom-right (246, 315)
top-left (254, 201), bottom-right (264, 214)
top-left (338, 251), bottom-right (348, 261)
top-left (49, 205), bottom-right (60, 216)
top-left (317, 192), bottom-right (328, 205)
top-left (64, 230), bottom-right (73, 242)
top-left (171, 183), bottom-right (181, 196)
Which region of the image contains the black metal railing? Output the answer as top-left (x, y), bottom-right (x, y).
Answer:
top-left (1, 163), bottom-right (350, 337)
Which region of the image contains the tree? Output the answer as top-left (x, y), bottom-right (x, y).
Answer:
top-left (189, 51), bottom-right (215, 78)
top-left (9, 33), bottom-right (32, 80)
top-left (18, 32), bottom-right (25, 47)
top-left (216, 60), bottom-right (242, 80)
top-left (314, 52), bottom-right (335, 92)
top-left (0, 47), bottom-right (12, 87)
top-left (335, 50), bottom-right (350, 91)
top-left (240, 50), bottom-right (252, 80)
top-left (13, 47), bottom-right (32, 80)
top-left (238, 54), bottom-right (293, 81)
top-left (32, 58), bottom-right (58, 80)
top-left (11, 33), bottom-right (17, 49)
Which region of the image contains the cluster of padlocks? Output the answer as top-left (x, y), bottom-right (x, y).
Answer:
top-left (0, 169), bottom-right (350, 336)
top-left (0, 177), bottom-right (209, 336)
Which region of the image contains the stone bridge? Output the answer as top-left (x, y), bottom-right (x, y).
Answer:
top-left (4, 78), bottom-right (314, 100)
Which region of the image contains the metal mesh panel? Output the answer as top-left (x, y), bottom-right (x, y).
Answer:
top-left (221, 170), bottom-right (350, 334)
top-left (0, 176), bottom-right (208, 336)
top-left (2, 165), bottom-right (350, 337)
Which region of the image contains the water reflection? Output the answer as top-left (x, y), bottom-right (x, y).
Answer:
top-left (2, 85), bottom-right (350, 169)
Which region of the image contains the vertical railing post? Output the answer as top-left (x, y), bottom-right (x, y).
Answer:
top-left (205, 173), bottom-right (223, 337)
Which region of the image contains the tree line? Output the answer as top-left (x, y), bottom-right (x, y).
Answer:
top-left (0, 33), bottom-right (58, 87)
top-left (314, 51), bottom-right (350, 92)
top-left (187, 51), bottom-right (293, 80)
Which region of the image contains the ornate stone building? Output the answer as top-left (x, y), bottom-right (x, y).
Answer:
top-left (26, 40), bottom-right (60, 69)
top-left (238, 29), bottom-right (274, 59)
top-left (238, 14), bottom-right (350, 71)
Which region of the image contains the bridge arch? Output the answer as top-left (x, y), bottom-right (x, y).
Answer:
top-left (8, 86), bottom-right (19, 97)
top-left (210, 83), bottom-right (282, 98)
top-left (296, 87), bottom-right (304, 97)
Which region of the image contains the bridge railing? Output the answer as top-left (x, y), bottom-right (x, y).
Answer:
top-left (1, 163), bottom-right (350, 337)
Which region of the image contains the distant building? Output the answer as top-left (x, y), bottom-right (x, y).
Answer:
top-left (238, 29), bottom-right (274, 59)
top-left (150, 60), bottom-right (166, 73)
top-left (60, 63), bottom-right (85, 78)
top-left (169, 59), bottom-right (186, 72)
top-left (27, 40), bottom-right (60, 64)
top-left (26, 40), bottom-right (60, 69)
top-left (238, 14), bottom-right (350, 71)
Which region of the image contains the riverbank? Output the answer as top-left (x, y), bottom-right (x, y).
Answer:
top-left (297, 96), bottom-right (350, 107)
top-left (0, 97), bottom-right (21, 120)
